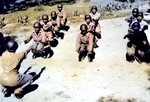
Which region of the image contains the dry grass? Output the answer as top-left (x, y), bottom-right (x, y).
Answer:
top-left (100, 11), bottom-right (130, 20)
top-left (97, 97), bottom-right (137, 102)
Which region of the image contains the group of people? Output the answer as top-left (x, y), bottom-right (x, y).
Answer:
top-left (0, 4), bottom-right (149, 99)
top-left (76, 6), bottom-right (101, 62)
top-left (24, 4), bottom-right (69, 59)
top-left (124, 8), bottom-right (149, 63)
top-left (0, 4), bottom-right (69, 98)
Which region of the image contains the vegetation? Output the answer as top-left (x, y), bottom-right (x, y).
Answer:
top-left (98, 96), bottom-right (137, 102)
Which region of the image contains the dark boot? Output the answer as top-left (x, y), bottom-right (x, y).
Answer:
top-left (79, 51), bottom-right (87, 61)
top-left (32, 49), bottom-right (41, 59)
top-left (88, 52), bottom-right (95, 62)
top-left (126, 53), bottom-right (135, 62)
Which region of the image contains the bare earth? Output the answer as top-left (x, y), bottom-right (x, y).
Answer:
top-left (0, 17), bottom-right (150, 102)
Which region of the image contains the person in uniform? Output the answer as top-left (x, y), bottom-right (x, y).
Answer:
top-left (89, 6), bottom-right (101, 46)
top-left (85, 14), bottom-right (101, 48)
top-left (0, 40), bottom-right (33, 97)
top-left (76, 24), bottom-right (95, 62)
top-left (57, 4), bottom-right (67, 30)
top-left (129, 12), bottom-right (148, 33)
top-left (125, 8), bottom-right (139, 26)
top-left (24, 22), bottom-right (47, 59)
top-left (50, 11), bottom-right (60, 37)
top-left (40, 14), bottom-right (56, 46)
top-left (124, 22), bottom-right (149, 63)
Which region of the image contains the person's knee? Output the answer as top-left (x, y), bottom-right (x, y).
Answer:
top-left (127, 47), bottom-right (135, 56)
top-left (54, 27), bottom-right (60, 32)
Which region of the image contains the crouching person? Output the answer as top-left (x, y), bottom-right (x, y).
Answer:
top-left (124, 22), bottom-right (149, 63)
top-left (0, 40), bottom-right (32, 97)
top-left (76, 24), bottom-right (95, 62)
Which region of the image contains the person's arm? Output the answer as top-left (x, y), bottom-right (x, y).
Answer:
top-left (140, 21), bottom-right (148, 31)
top-left (88, 33), bottom-right (94, 53)
top-left (95, 12), bottom-right (100, 21)
top-left (46, 31), bottom-right (53, 41)
top-left (57, 17), bottom-right (60, 28)
top-left (76, 34), bottom-right (81, 53)
top-left (63, 10), bottom-right (67, 22)
top-left (24, 32), bottom-right (32, 44)
top-left (125, 14), bottom-right (132, 22)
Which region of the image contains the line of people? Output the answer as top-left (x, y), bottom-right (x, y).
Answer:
top-left (76, 6), bottom-right (101, 62)
top-left (124, 8), bottom-right (149, 63)
top-left (24, 4), bottom-right (69, 59)
top-left (0, 4), bottom-right (69, 98)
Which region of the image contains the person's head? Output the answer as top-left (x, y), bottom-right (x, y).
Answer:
top-left (91, 6), bottom-right (97, 14)
top-left (85, 14), bottom-right (92, 24)
top-left (132, 8), bottom-right (139, 17)
top-left (51, 11), bottom-right (57, 20)
top-left (57, 4), bottom-right (63, 12)
top-left (33, 22), bottom-right (41, 33)
top-left (137, 12), bottom-right (143, 22)
top-left (131, 22), bottom-right (140, 34)
top-left (6, 40), bottom-right (18, 52)
top-left (80, 24), bottom-right (88, 35)
top-left (42, 14), bottom-right (49, 23)
top-left (50, 39), bottom-right (58, 47)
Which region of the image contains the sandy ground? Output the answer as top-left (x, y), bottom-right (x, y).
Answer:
top-left (0, 17), bottom-right (150, 102)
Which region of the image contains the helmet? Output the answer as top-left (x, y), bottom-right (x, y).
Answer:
top-left (131, 22), bottom-right (140, 33)
top-left (132, 8), bottom-right (139, 14)
top-left (132, 8), bottom-right (139, 17)
top-left (57, 4), bottom-right (63, 8)
top-left (137, 12), bottom-right (143, 18)
top-left (6, 40), bottom-right (18, 52)
top-left (85, 14), bottom-right (92, 21)
top-left (50, 39), bottom-right (58, 47)
top-left (51, 11), bottom-right (57, 18)
top-left (80, 24), bottom-right (88, 30)
top-left (42, 14), bottom-right (49, 20)
top-left (91, 6), bottom-right (97, 12)
top-left (33, 22), bottom-right (41, 28)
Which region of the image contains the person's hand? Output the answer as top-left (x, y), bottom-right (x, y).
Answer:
top-left (132, 44), bottom-right (136, 48)
top-left (128, 29), bottom-right (133, 33)
top-left (143, 41), bottom-right (147, 45)
top-left (139, 28), bottom-right (142, 31)
top-left (14, 88), bottom-right (23, 94)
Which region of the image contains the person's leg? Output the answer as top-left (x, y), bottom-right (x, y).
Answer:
top-left (126, 46), bottom-right (135, 62)
top-left (17, 73), bottom-right (33, 86)
top-left (78, 44), bottom-right (87, 61)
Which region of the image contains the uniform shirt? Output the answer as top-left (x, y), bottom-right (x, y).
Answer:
top-left (89, 12), bottom-right (100, 21)
top-left (76, 32), bottom-right (93, 52)
top-left (0, 51), bottom-right (27, 87)
top-left (57, 9), bottom-right (67, 20)
top-left (125, 14), bottom-right (137, 23)
top-left (27, 31), bottom-right (47, 43)
top-left (50, 17), bottom-right (60, 28)
top-left (130, 20), bottom-right (148, 31)
top-left (86, 22), bottom-right (95, 32)
top-left (40, 20), bottom-right (52, 31)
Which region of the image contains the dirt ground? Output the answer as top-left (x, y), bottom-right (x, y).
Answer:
top-left (0, 17), bottom-right (150, 102)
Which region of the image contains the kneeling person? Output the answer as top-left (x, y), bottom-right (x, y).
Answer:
top-left (76, 24), bottom-right (95, 62)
